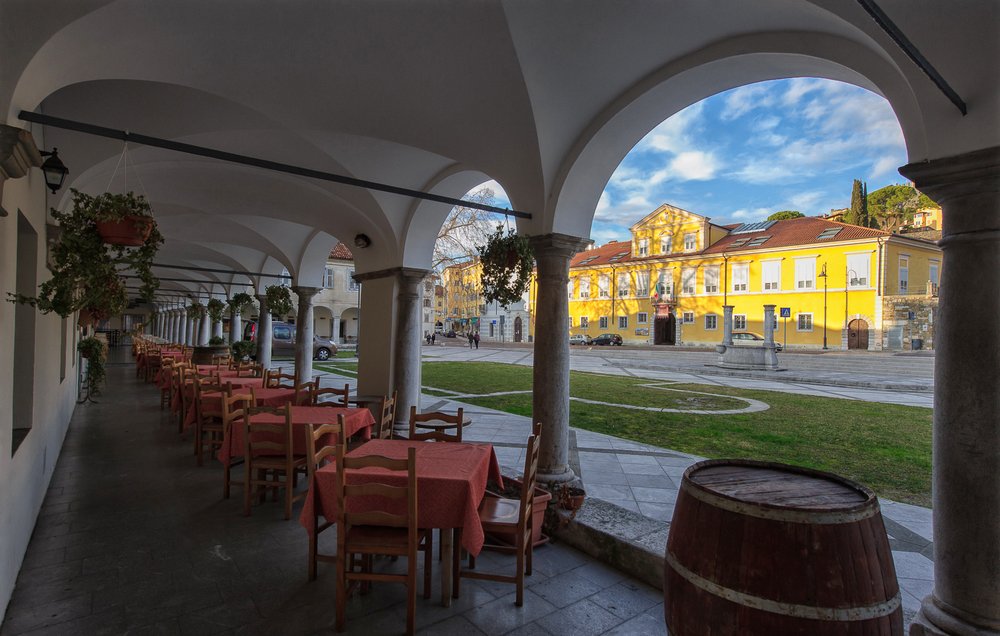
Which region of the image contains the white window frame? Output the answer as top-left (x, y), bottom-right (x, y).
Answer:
top-left (660, 234), bottom-right (672, 255)
top-left (899, 256), bottom-right (909, 293)
top-left (797, 313), bottom-right (813, 332)
top-left (681, 268), bottom-right (696, 295)
top-left (579, 277), bottom-right (590, 299)
top-left (568, 317), bottom-right (573, 328)
top-left (567, 279), bottom-right (574, 299)
top-left (599, 316), bottom-right (609, 329)
top-left (657, 269), bottom-right (673, 297)
top-left (348, 270), bottom-right (360, 291)
top-left (598, 275), bottom-right (610, 298)
top-left (732, 263), bottom-right (749, 292)
top-left (682, 311), bottom-right (694, 324)
top-left (762, 260), bottom-right (781, 291)
top-left (683, 232), bottom-right (698, 252)
top-left (794, 258), bottom-right (816, 290)
top-left (635, 271), bottom-right (650, 297)
top-left (618, 315), bottom-right (628, 329)
top-left (846, 252), bottom-right (871, 288)
top-left (734, 314), bottom-right (747, 330)
top-left (580, 316), bottom-right (589, 328)
top-left (929, 260), bottom-right (940, 287)
top-left (323, 266), bottom-right (336, 288)
top-left (637, 238), bottom-right (649, 257)
top-left (617, 273), bottom-right (629, 297)
top-left (637, 312), bottom-right (648, 324)
top-left (705, 314), bottom-right (718, 330)
top-left (704, 266), bottom-right (719, 293)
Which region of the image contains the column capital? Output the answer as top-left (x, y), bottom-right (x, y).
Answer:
top-left (899, 146), bottom-right (1000, 203)
top-left (0, 124), bottom-right (42, 181)
top-left (352, 266), bottom-right (431, 284)
top-left (529, 233), bottom-right (592, 259)
top-left (291, 285), bottom-right (321, 297)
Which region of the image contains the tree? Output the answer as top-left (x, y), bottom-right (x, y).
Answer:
top-left (767, 210), bottom-right (804, 221)
top-left (867, 184), bottom-right (938, 233)
top-left (433, 187), bottom-right (500, 271)
top-left (845, 179), bottom-right (870, 227)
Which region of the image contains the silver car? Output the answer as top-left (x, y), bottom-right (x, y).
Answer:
top-left (243, 321), bottom-right (337, 360)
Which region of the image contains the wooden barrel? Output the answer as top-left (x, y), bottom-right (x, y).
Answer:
top-left (664, 459), bottom-right (902, 635)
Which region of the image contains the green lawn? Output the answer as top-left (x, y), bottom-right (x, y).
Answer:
top-left (421, 361), bottom-right (932, 507)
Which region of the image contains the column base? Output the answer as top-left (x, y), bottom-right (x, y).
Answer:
top-left (910, 595), bottom-right (1000, 635)
top-left (536, 466), bottom-right (577, 487)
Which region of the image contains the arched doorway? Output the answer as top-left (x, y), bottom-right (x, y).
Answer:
top-left (514, 316), bottom-right (523, 342)
top-left (848, 319), bottom-right (869, 350)
top-left (654, 314), bottom-right (676, 345)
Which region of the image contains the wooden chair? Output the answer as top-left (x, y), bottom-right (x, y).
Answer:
top-left (159, 359), bottom-right (176, 409)
top-left (211, 352), bottom-right (232, 367)
top-left (408, 406), bottom-right (464, 443)
top-left (144, 350), bottom-right (163, 383)
top-left (294, 379), bottom-right (320, 406)
top-left (265, 369), bottom-right (296, 389)
top-left (193, 377), bottom-right (233, 466)
top-left (375, 391), bottom-right (398, 440)
top-left (304, 417), bottom-right (345, 581)
top-left (456, 422), bottom-right (542, 606)
top-left (243, 405), bottom-right (308, 519)
top-left (221, 392), bottom-right (254, 499)
top-left (334, 446), bottom-right (430, 634)
top-left (313, 384), bottom-right (350, 407)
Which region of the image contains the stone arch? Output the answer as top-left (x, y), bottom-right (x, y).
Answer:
top-left (313, 305), bottom-right (334, 339)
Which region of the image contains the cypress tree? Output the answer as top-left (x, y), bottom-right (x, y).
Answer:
top-left (847, 179), bottom-right (864, 225)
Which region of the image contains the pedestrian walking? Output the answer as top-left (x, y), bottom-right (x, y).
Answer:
top-left (431, 333), bottom-right (436, 345)
top-left (473, 332), bottom-right (480, 349)
top-left (468, 332), bottom-right (474, 348)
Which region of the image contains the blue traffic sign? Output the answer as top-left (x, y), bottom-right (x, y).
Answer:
top-left (780, 307), bottom-right (791, 318)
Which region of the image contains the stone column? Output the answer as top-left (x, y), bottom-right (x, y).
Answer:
top-left (393, 269), bottom-right (431, 436)
top-left (230, 307), bottom-right (243, 345)
top-left (173, 309), bottom-right (182, 344)
top-left (293, 287), bottom-right (320, 385)
top-left (333, 316), bottom-right (342, 344)
top-left (901, 147), bottom-right (1000, 636)
top-left (529, 234), bottom-right (591, 485)
top-left (722, 305), bottom-right (734, 345)
top-left (199, 312), bottom-right (211, 346)
top-left (182, 310), bottom-right (193, 346)
top-left (212, 316), bottom-right (224, 341)
top-left (256, 293), bottom-right (273, 370)
top-left (167, 310), bottom-right (176, 343)
top-left (763, 304), bottom-right (776, 346)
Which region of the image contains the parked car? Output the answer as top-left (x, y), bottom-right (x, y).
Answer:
top-left (732, 331), bottom-right (783, 352)
top-left (569, 334), bottom-right (592, 345)
top-left (444, 330), bottom-right (457, 338)
top-left (592, 333), bottom-right (623, 346)
top-left (243, 321), bottom-right (338, 360)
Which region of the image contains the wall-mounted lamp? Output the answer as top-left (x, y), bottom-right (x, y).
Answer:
top-left (354, 233), bottom-right (371, 249)
top-left (39, 148), bottom-right (68, 193)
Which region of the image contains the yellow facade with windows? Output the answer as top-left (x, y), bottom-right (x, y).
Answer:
top-left (441, 259), bottom-right (483, 333)
top-left (568, 204), bottom-right (942, 350)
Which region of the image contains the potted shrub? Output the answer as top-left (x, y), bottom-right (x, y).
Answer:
top-left (91, 191), bottom-right (156, 246)
top-left (206, 298), bottom-right (226, 323)
top-left (482, 476), bottom-right (552, 549)
top-left (187, 301), bottom-right (206, 321)
top-left (6, 189), bottom-right (162, 320)
top-left (231, 339), bottom-right (255, 361)
top-left (265, 285), bottom-right (294, 318)
top-left (227, 292), bottom-right (255, 317)
top-left (77, 336), bottom-right (107, 397)
top-left (477, 224), bottom-right (533, 308)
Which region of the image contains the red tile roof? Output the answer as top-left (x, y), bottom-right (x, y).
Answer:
top-left (569, 241), bottom-right (633, 268)
top-left (329, 242), bottom-right (354, 260)
top-left (701, 217), bottom-right (887, 254)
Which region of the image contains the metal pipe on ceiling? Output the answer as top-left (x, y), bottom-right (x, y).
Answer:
top-left (18, 111), bottom-right (533, 219)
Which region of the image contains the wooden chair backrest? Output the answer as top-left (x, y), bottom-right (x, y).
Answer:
top-left (409, 406), bottom-right (464, 443)
top-left (335, 446), bottom-right (417, 532)
top-left (195, 377), bottom-right (233, 421)
top-left (518, 423), bottom-right (543, 535)
top-left (304, 416), bottom-right (345, 485)
top-left (266, 370), bottom-right (296, 389)
top-left (221, 392), bottom-right (253, 440)
top-left (376, 391), bottom-right (398, 440)
top-left (313, 384), bottom-right (350, 407)
top-left (243, 405), bottom-right (292, 461)
top-left (294, 379), bottom-right (320, 406)
top-left (212, 353), bottom-right (232, 366)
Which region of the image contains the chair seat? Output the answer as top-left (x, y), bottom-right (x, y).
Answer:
top-left (345, 525), bottom-right (423, 554)
top-left (479, 496), bottom-right (521, 528)
top-left (251, 455), bottom-right (307, 470)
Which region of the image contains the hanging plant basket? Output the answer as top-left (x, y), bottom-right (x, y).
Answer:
top-left (206, 298), bottom-right (226, 323)
top-left (265, 285), bottom-right (294, 318)
top-left (187, 301), bottom-right (206, 320)
top-left (227, 292), bottom-right (256, 316)
top-left (478, 224), bottom-right (534, 308)
top-left (95, 216), bottom-right (154, 246)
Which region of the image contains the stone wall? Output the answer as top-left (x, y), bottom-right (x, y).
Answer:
top-left (881, 294), bottom-right (938, 351)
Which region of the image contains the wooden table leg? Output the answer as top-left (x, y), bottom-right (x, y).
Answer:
top-left (441, 528), bottom-right (453, 607)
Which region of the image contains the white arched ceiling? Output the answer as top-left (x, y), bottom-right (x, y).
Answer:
top-left (3, 0), bottom-right (996, 285)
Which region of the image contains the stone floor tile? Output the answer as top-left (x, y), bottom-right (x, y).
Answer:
top-left (534, 598), bottom-right (624, 636)
top-left (462, 591), bottom-right (557, 636)
top-left (526, 571), bottom-right (604, 608)
top-left (605, 607), bottom-right (668, 635)
top-left (588, 580), bottom-right (662, 620)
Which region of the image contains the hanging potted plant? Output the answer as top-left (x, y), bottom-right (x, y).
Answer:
top-left (227, 292), bottom-right (255, 317)
top-left (91, 191), bottom-right (156, 246)
top-left (187, 301), bottom-right (206, 321)
top-left (6, 189), bottom-right (163, 321)
top-left (478, 224), bottom-right (534, 308)
top-left (77, 336), bottom-right (107, 396)
top-left (206, 298), bottom-right (226, 323)
top-left (265, 285), bottom-right (294, 318)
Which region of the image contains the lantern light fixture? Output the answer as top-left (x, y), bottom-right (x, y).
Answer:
top-left (354, 233), bottom-right (371, 249)
top-left (39, 147), bottom-right (68, 193)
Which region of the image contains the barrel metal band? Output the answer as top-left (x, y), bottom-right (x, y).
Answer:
top-left (683, 482), bottom-right (878, 524)
top-left (666, 551), bottom-right (901, 621)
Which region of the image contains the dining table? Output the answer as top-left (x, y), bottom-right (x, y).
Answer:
top-left (217, 405), bottom-right (375, 466)
top-left (298, 438), bottom-right (503, 606)
top-left (184, 386), bottom-right (298, 431)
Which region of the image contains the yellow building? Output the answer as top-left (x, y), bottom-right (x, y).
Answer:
top-left (441, 259), bottom-right (483, 333)
top-left (568, 204), bottom-right (942, 350)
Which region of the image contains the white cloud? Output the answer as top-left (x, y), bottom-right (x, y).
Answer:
top-left (669, 151), bottom-right (720, 181)
top-left (789, 191), bottom-right (826, 210)
top-left (635, 101), bottom-right (706, 154)
top-left (729, 207), bottom-right (773, 221)
top-left (720, 84), bottom-right (775, 121)
top-left (782, 78), bottom-right (826, 106)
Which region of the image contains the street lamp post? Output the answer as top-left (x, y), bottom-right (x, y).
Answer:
top-left (819, 263), bottom-right (828, 349)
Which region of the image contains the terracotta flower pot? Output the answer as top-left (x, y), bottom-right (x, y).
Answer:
top-left (95, 216), bottom-right (153, 246)
top-left (483, 477), bottom-right (552, 549)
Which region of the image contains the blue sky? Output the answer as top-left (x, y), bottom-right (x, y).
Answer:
top-left (481, 78), bottom-right (908, 246)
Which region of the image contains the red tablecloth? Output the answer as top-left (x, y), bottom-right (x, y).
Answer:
top-left (218, 405), bottom-right (375, 465)
top-left (138, 349), bottom-right (183, 372)
top-left (184, 386), bottom-right (297, 430)
top-left (196, 365), bottom-right (243, 377)
top-left (299, 439), bottom-right (502, 556)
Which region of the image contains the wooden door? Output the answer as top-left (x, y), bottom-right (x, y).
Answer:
top-left (848, 319), bottom-right (869, 350)
top-left (514, 316), bottom-right (523, 342)
top-left (654, 315), bottom-right (676, 345)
